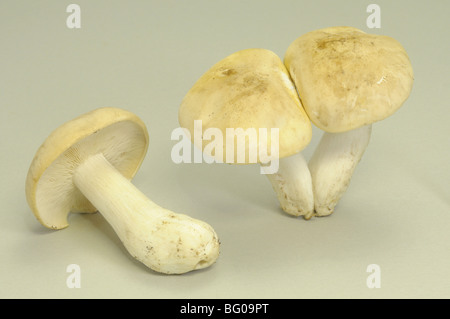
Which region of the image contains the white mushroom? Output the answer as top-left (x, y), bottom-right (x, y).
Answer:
top-left (285, 26), bottom-right (414, 216)
top-left (178, 49), bottom-right (314, 218)
top-left (25, 107), bottom-right (220, 274)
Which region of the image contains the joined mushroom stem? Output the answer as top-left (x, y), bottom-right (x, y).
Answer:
top-left (72, 153), bottom-right (220, 274)
top-left (264, 153), bottom-right (314, 219)
top-left (308, 124), bottom-right (372, 216)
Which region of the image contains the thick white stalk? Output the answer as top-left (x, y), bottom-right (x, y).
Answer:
top-left (72, 153), bottom-right (220, 274)
top-left (309, 125), bottom-right (372, 216)
top-left (264, 153), bottom-right (314, 219)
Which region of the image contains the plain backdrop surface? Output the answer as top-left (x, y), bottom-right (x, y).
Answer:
top-left (1, 0), bottom-right (449, 298)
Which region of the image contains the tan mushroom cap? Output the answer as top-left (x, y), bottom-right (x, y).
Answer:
top-left (25, 107), bottom-right (149, 229)
top-left (179, 48), bottom-right (312, 164)
top-left (285, 26), bottom-right (414, 133)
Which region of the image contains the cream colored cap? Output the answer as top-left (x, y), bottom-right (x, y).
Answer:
top-left (25, 107), bottom-right (149, 229)
top-left (178, 48), bottom-right (312, 163)
top-left (285, 26), bottom-right (414, 133)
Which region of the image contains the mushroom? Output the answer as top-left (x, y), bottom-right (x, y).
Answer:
top-left (178, 48), bottom-right (314, 218)
top-left (25, 107), bottom-right (220, 274)
top-left (284, 26), bottom-right (414, 216)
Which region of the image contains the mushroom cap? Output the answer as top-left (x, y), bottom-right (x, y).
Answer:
top-left (284, 26), bottom-right (414, 133)
top-left (25, 107), bottom-right (149, 229)
top-left (178, 48), bottom-right (312, 164)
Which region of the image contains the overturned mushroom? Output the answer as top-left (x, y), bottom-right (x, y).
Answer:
top-left (179, 48), bottom-right (314, 218)
top-left (25, 107), bottom-right (220, 274)
top-left (285, 26), bottom-right (414, 216)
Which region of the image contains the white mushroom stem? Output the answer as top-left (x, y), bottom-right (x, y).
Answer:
top-left (308, 124), bottom-right (372, 216)
top-left (72, 153), bottom-right (220, 274)
top-left (264, 153), bottom-right (314, 219)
